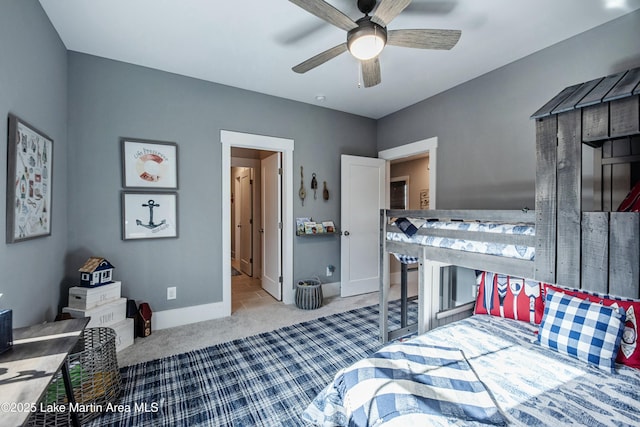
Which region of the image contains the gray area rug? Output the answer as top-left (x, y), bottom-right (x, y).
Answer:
top-left (87, 300), bottom-right (416, 426)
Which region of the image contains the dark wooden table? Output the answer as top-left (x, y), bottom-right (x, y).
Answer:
top-left (0, 317), bottom-right (90, 427)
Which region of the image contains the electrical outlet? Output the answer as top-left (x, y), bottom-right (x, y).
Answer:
top-left (167, 286), bottom-right (177, 300)
top-left (326, 265), bottom-right (335, 277)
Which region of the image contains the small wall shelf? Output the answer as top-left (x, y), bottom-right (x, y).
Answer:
top-left (296, 218), bottom-right (338, 236)
top-left (296, 229), bottom-right (340, 237)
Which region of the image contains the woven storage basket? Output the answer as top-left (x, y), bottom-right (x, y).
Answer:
top-left (28, 327), bottom-right (122, 426)
top-left (295, 278), bottom-right (323, 310)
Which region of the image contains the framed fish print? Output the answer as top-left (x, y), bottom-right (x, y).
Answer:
top-left (122, 191), bottom-right (178, 240)
top-left (6, 114), bottom-right (53, 243)
top-left (121, 138), bottom-right (178, 189)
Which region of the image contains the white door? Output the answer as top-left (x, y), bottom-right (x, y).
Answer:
top-left (262, 153), bottom-right (282, 300)
top-left (341, 155), bottom-right (386, 297)
top-left (239, 169), bottom-right (253, 276)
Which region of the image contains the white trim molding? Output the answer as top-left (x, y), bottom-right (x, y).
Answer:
top-left (221, 130), bottom-right (295, 309)
top-left (379, 136), bottom-right (437, 209)
top-left (153, 301), bottom-right (228, 330)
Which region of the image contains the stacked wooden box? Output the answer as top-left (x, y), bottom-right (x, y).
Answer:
top-left (62, 281), bottom-right (134, 352)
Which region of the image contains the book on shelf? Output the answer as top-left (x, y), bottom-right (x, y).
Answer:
top-left (322, 221), bottom-right (335, 233)
top-left (296, 217), bottom-right (311, 235)
top-left (304, 221), bottom-right (317, 234)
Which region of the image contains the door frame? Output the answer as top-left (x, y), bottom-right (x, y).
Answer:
top-left (221, 130), bottom-right (295, 312)
top-left (378, 137), bottom-right (437, 209)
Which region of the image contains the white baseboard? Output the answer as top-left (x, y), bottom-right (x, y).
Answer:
top-left (153, 280), bottom-right (341, 330)
top-left (152, 301), bottom-right (231, 330)
top-left (321, 281), bottom-right (341, 298)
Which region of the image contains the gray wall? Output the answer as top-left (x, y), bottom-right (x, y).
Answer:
top-left (377, 10), bottom-right (640, 210)
top-left (66, 52), bottom-right (377, 312)
top-left (0, 0), bottom-right (69, 327)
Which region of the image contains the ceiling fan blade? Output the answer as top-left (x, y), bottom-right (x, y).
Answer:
top-left (387, 29), bottom-right (461, 50)
top-left (371, 0), bottom-right (411, 27)
top-left (293, 43), bottom-right (348, 74)
top-left (289, 0), bottom-right (358, 32)
top-left (361, 57), bottom-right (381, 88)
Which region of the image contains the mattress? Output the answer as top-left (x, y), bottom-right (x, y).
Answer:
top-left (387, 219), bottom-right (535, 263)
top-left (304, 315), bottom-right (640, 426)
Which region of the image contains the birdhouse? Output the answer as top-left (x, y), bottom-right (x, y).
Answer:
top-left (78, 257), bottom-right (115, 287)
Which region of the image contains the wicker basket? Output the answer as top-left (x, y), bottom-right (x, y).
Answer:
top-left (295, 278), bottom-right (323, 310)
top-left (28, 327), bottom-right (122, 426)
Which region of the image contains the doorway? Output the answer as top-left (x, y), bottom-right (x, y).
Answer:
top-left (379, 137), bottom-right (438, 295)
top-left (388, 154), bottom-right (430, 295)
top-left (338, 138), bottom-right (437, 298)
top-left (221, 130), bottom-right (295, 317)
top-left (230, 148), bottom-right (283, 300)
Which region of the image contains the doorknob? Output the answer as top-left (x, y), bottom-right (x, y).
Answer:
top-left (237, 224), bottom-right (241, 228)
top-left (343, 230), bottom-right (350, 236)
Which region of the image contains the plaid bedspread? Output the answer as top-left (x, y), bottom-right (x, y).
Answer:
top-left (303, 342), bottom-right (506, 427)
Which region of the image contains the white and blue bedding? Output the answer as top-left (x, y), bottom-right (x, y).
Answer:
top-left (304, 315), bottom-right (640, 426)
top-left (388, 218), bottom-right (535, 264)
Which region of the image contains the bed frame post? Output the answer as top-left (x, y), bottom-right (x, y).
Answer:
top-left (535, 116), bottom-right (558, 284)
top-left (418, 256), bottom-right (429, 334)
top-left (418, 259), bottom-right (450, 334)
top-left (380, 209), bottom-right (389, 342)
top-left (556, 109), bottom-right (583, 289)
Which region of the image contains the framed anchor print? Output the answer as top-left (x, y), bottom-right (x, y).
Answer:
top-left (121, 138), bottom-right (178, 189)
top-left (122, 191), bottom-right (178, 240)
top-left (6, 114), bottom-right (53, 243)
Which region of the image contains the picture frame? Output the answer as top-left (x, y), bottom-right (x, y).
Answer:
top-left (121, 138), bottom-right (178, 189)
top-left (6, 114), bottom-right (53, 243)
top-left (121, 191), bottom-right (178, 240)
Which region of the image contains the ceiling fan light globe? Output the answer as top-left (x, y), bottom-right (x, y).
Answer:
top-left (349, 34), bottom-right (385, 60)
top-left (347, 18), bottom-right (387, 61)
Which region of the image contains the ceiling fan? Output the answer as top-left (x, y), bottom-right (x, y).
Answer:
top-left (290, 0), bottom-right (461, 88)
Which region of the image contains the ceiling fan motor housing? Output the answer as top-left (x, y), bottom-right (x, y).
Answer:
top-left (347, 17), bottom-right (387, 60)
top-left (357, 0), bottom-right (377, 15)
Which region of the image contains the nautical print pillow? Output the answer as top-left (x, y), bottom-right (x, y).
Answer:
top-left (538, 289), bottom-right (626, 373)
top-left (545, 284), bottom-right (640, 369)
top-left (474, 271), bottom-right (545, 324)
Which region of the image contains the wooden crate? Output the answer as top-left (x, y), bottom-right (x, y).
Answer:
top-left (68, 281), bottom-right (121, 310)
top-left (63, 298), bottom-right (127, 328)
top-left (110, 317), bottom-right (134, 352)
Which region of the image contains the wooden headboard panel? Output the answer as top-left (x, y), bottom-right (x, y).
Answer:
top-left (532, 67), bottom-right (640, 299)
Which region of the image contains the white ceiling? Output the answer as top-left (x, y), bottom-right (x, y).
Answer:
top-left (39, 0), bottom-right (640, 119)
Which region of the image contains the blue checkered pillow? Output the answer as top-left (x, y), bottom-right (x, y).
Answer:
top-left (538, 289), bottom-right (626, 372)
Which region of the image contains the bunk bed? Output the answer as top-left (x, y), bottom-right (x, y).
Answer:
top-left (305, 66), bottom-right (640, 427)
top-left (380, 209), bottom-right (537, 340)
top-left (379, 66), bottom-right (640, 343)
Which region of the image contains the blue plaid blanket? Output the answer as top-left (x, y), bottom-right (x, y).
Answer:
top-left (304, 343), bottom-right (506, 426)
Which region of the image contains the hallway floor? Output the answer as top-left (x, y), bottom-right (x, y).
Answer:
top-left (231, 264), bottom-right (279, 313)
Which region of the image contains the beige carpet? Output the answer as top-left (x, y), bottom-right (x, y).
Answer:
top-left (116, 287), bottom-right (400, 367)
